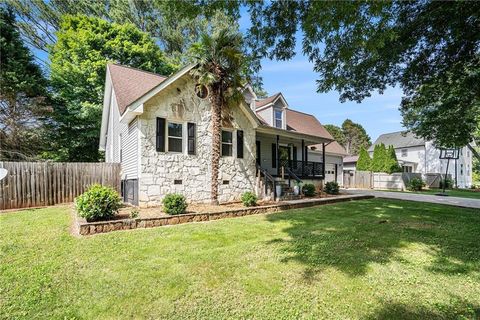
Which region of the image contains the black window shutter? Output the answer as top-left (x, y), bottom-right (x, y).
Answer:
top-left (187, 122), bottom-right (196, 155)
top-left (156, 117), bottom-right (165, 152)
top-left (305, 146), bottom-right (308, 162)
top-left (236, 130), bottom-right (244, 158)
top-left (256, 141), bottom-right (261, 164)
top-left (293, 146), bottom-right (297, 162)
top-left (272, 143), bottom-right (277, 168)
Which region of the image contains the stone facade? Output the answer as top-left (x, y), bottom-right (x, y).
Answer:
top-left (137, 76), bottom-right (257, 207)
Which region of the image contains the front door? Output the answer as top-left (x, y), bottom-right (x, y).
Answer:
top-left (278, 146), bottom-right (291, 169)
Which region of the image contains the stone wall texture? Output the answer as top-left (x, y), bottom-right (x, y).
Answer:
top-left (137, 76), bottom-right (257, 207)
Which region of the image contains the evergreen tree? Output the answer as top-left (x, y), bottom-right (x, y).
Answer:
top-left (48, 15), bottom-right (177, 161)
top-left (356, 147), bottom-right (372, 171)
top-left (385, 145), bottom-right (402, 174)
top-left (371, 143), bottom-right (388, 172)
top-left (0, 6), bottom-right (50, 160)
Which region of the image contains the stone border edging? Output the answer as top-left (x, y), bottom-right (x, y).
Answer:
top-left (76, 194), bottom-right (374, 236)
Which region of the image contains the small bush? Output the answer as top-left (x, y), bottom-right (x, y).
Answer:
top-left (130, 209), bottom-right (139, 219)
top-left (241, 191), bottom-right (257, 207)
top-left (325, 181), bottom-right (340, 195)
top-left (439, 178), bottom-right (454, 189)
top-left (302, 183), bottom-right (316, 197)
top-left (407, 177), bottom-right (425, 191)
top-left (75, 184), bottom-right (122, 222)
top-left (162, 193), bottom-right (187, 215)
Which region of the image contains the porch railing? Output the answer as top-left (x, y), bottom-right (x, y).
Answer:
top-left (279, 159), bottom-right (324, 179)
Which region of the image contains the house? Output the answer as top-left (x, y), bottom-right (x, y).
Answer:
top-left (99, 64), bottom-right (345, 207)
top-left (368, 131), bottom-right (473, 188)
top-left (343, 155), bottom-right (359, 173)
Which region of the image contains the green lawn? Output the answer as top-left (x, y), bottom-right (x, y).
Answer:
top-left (1, 199), bottom-right (479, 319)
top-left (382, 188), bottom-right (480, 199)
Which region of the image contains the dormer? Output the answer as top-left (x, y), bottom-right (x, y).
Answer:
top-left (254, 93), bottom-right (288, 130)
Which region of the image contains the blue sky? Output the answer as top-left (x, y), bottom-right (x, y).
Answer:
top-left (238, 9), bottom-right (405, 142)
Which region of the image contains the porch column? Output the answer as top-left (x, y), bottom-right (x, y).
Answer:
top-left (276, 135), bottom-right (279, 176)
top-left (301, 139), bottom-right (305, 178)
top-left (322, 143), bottom-right (326, 178)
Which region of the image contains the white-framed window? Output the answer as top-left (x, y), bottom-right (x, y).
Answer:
top-left (274, 109), bottom-right (283, 128)
top-left (460, 163), bottom-right (463, 175)
top-left (221, 130), bottom-right (233, 157)
top-left (401, 149), bottom-right (408, 157)
top-left (167, 122), bottom-right (183, 153)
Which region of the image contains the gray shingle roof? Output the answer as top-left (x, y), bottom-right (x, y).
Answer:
top-left (368, 131), bottom-right (425, 151)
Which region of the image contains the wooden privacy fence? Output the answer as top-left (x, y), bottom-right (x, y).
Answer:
top-left (0, 162), bottom-right (121, 210)
top-left (343, 170), bottom-right (373, 189)
top-left (343, 171), bottom-right (424, 190)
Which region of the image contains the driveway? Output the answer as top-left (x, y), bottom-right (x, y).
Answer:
top-left (343, 189), bottom-right (480, 210)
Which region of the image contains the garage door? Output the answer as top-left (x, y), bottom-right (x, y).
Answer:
top-left (324, 163), bottom-right (337, 183)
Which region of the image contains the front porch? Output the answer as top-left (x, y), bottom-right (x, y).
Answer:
top-left (255, 131), bottom-right (327, 180)
top-left (254, 125), bottom-right (332, 199)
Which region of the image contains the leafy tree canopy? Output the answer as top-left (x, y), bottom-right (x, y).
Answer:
top-left (48, 15), bottom-right (177, 161)
top-left (324, 124), bottom-right (345, 147)
top-left (0, 5), bottom-right (50, 160)
top-left (246, 1), bottom-right (480, 148)
top-left (325, 119), bottom-right (370, 155)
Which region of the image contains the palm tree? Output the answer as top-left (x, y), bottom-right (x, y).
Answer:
top-left (190, 28), bottom-right (246, 204)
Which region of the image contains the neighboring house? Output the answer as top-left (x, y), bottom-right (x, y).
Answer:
top-left (100, 64), bottom-right (343, 207)
top-left (343, 155), bottom-right (359, 173)
top-left (368, 131), bottom-right (473, 188)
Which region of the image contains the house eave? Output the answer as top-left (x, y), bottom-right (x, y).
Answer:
top-left (256, 125), bottom-right (333, 145)
top-left (99, 66), bottom-right (113, 151)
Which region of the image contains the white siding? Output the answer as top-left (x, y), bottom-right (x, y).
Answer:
top-left (257, 107), bottom-right (273, 126)
top-left (121, 117), bottom-right (139, 179)
top-left (105, 90), bottom-right (121, 163)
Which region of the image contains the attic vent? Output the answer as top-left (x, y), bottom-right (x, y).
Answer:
top-left (195, 84), bottom-right (208, 99)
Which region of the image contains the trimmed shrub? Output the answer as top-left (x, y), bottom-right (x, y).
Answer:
top-left (325, 181), bottom-right (340, 195)
top-left (162, 193), bottom-right (187, 215)
top-left (407, 177), bottom-right (425, 191)
top-left (75, 184), bottom-right (122, 222)
top-left (241, 191), bottom-right (257, 207)
top-left (302, 183), bottom-right (316, 197)
top-left (439, 178), bottom-right (454, 189)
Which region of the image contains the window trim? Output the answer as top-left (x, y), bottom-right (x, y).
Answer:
top-left (221, 129), bottom-right (234, 157)
top-left (274, 109), bottom-right (283, 128)
top-left (401, 148), bottom-right (408, 157)
top-left (167, 121), bottom-right (183, 153)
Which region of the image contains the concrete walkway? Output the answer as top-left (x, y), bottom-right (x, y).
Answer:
top-left (343, 189), bottom-right (480, 210)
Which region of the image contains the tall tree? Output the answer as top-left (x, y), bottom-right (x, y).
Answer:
top-left (324, 124), bottom-right (345, 147)
top-left (0, 6), bottom-right (50, 160)
top-left (341, 119), bottom-right (371, 155)
top-left (48, 15), bottom-right (176, 161)
top-left (189, 28), bottom-right (247, 204)
top-left (356, 147), bottom-right (371, 172)
top-left (325, 120), bottom-right (370, 155)
top-left (246, 1), bottom-right (480, 150)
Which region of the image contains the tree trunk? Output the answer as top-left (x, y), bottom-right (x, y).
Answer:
top-left (210, 86), bottom-right (222, 205)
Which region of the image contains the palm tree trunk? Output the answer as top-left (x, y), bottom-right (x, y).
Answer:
top-left (210, 86), bottom-right (222, 205)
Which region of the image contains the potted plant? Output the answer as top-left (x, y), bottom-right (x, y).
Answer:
top-left (293, 181), bottom-right (301, 196)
